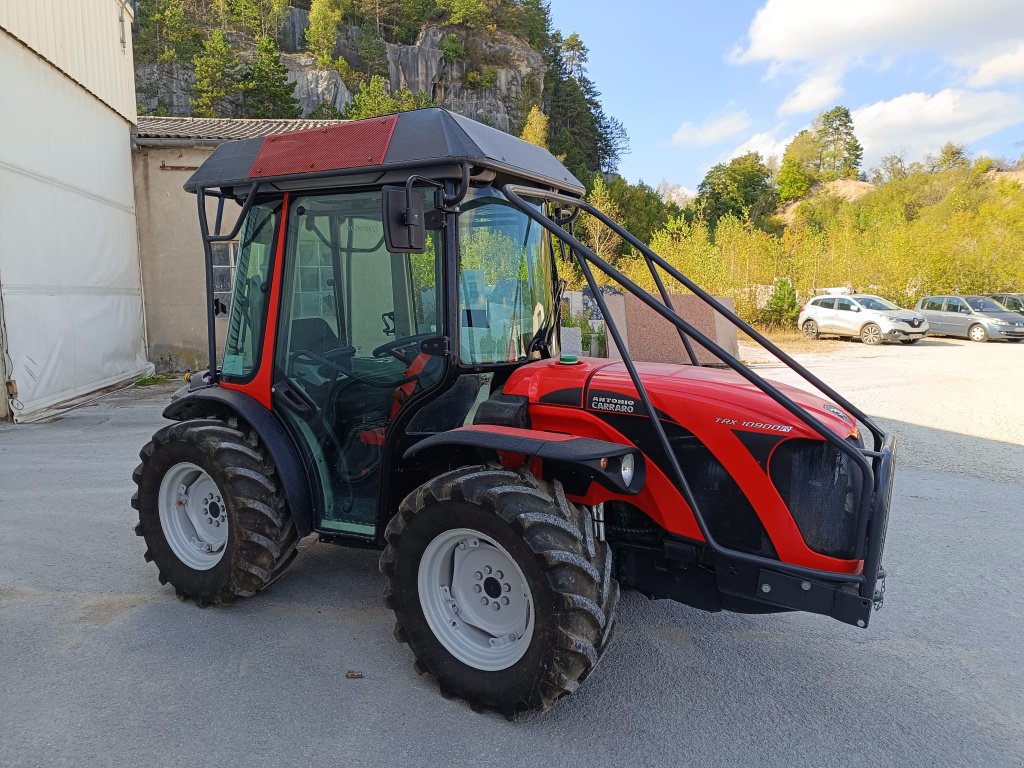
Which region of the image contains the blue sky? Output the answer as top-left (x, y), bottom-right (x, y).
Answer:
top-left (548, 0), bottom-right (1024, 192)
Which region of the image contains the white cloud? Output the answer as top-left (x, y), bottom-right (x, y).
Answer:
top-left (853, 88), bottom-right (1024, 168)
top-left (969, 43), bottom-right (1024, 87)
top-left (670, 111), bottom-right (751, 147)
top-left (726, 130), bottom-right (793, 164)
top-left (778, 69), bottom-right (844, 116)
top-left (735, 0), bottom-right (1023, 66)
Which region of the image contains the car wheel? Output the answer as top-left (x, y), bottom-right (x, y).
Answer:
top-left (968, 324), bottom-right (988, 342)
top-left (899, 338), bottom-right (920, 345)
top-left (860, 323), bottom-right (883, 345)
top-left (802, 320), bottom-right (820, 339)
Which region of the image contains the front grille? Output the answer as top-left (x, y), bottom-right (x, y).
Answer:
top-left (671, 436), bottom-right (777, 558)
top-left (769, 439), bottom-right (864, 559)
top-left (910, 319), bottom-right (922, 328)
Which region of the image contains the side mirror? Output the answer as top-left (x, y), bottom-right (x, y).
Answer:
top-left (382, 185), bottom-right (425, 253)
top-left (852, 305), bottom-right (861, 312)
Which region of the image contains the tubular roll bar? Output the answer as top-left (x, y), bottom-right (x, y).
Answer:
top-left (502, 184), bottom-right (891, 599)
top-left (196, 183), bottom-right (267, 384)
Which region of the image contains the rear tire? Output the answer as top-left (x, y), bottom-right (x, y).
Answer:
top-left (968, 324), bottom-right (988, 342)
top-left (381, 465), bottom-right (618, 713)
top-left (860, 323), bottom-right (883, 345)
top-left (801, 319), bottom-right (820, 339)
top-left (132, 417), bottom-right (300, 605)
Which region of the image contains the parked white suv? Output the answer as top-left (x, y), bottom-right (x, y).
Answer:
top-left (799, 292), bottom-right (929, 345)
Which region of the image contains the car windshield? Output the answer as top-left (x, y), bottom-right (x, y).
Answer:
top-left (967, 297), bottom-right (1004, 312)
top-left (855, 296), bottom-right (899, 311)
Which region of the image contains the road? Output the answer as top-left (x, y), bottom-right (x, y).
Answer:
top-left (1, 337), bottom-right (1022, 768)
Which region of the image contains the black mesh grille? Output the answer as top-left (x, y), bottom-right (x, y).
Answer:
top-left (769, 439), bottom-right (864, 559)
top-left (671, 435), bottom-right (777, 559)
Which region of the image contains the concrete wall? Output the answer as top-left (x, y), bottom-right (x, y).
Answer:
top-left (133, 145), bottom-right (233, 372)
top-left (623, 293), bottom-right (739, 365)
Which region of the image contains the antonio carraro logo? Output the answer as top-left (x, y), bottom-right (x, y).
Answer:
top-left (589, 393), bottom-right (638, 413)
top-left (824, 404), bottom-right (853, 424)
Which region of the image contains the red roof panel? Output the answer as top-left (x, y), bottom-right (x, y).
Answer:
top-left (248, 116), bottom-right (398, 178)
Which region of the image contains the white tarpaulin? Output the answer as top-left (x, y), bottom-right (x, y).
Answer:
top-left (0, 34), bottom-right (150, 421)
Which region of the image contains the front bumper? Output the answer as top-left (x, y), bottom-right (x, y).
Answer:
top-left (718, 434), bottom-right (897, 628)
top-left (882, 321), bottom-right (929, 339)
top-left (990, 325), bottom-right (1024, 339)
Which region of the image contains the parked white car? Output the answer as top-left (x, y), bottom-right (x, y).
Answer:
top-left (798, 293), bottom-right (929, 345)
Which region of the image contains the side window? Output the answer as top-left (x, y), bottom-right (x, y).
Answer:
top-left (211, 241), bottom-right (237, 315)
top-left (946, 298), bottom-right (969, 314)
top-left (922, 298), bottom-right (944, 311)
top-left (817, 298), bottom-right (836, 310)
top-left (835, 298), bottom-right (854, 311)
top-left (222, 202), bottom-right (279, 380)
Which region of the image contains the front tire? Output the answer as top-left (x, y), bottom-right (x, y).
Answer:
top-left (861, 323), bottom-right (883, 345)
top-left (132, 417), bottom-right (300, 605)
top-left (380, 465), bottom-right (618, 713)
top-left (968, 324), bottom-right (988, 342)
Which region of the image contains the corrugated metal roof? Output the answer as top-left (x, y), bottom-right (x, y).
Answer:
top-left (134, 116), bottom-right (349, 144)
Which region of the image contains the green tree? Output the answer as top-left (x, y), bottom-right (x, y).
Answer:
top-left (812, 106), bottom-right (863, 179)
top-left (191, 29), bottom-right (242, 117)
top-left (354, 0), bottom-right (403, 37)
top-left (928, 142), bottom-right (970, 173)
top-left (777, 130), bottom-right (819, 201)
top-left (759, 278), bottom-right (799, 328)
top-left (695, 152), bottom-right (777, 232)
top-left (306, 0), bottom-right (341, 68)
top-left (561, 32), bottom-right (588, 80)
top-left (229, 0), bottom-right (290, 39)
top-left (135, 0), bottom-right (202, 114)
top-left (356, 23), bottom-right (390, 77)
top-left (519, 104), bottom-right (549, 148)
top-left (240, 37), bottom-right (300, 118)
top-left (344, 74), bottom-right (431, 119)
top-left (581, 174), bottom-right (623, 265)
top-left (436, 0), bottom-right (488, 29)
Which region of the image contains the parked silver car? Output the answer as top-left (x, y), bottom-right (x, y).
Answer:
top-left (915, 295), bottom-right (1024, 342)
top-left (799, 293), bottom-right (929, 345)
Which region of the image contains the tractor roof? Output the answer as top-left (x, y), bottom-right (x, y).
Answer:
top-left (184, 108), bottom-right (584, 196)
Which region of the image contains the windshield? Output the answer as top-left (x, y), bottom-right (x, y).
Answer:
top-left (967, 297), bottom-right (1004, 312)
top-left (456, 189), bottom-right (556, 365)
top-left (855, 296), bottom-right (900, 311)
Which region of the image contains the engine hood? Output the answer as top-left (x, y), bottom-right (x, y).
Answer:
top-left (505, 358), bottom-right (858, 441)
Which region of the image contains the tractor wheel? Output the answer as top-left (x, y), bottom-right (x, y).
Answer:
top-left (380, 465), bottom-right (618, 713)
top-left (132, 417), bottom-right (300, 606)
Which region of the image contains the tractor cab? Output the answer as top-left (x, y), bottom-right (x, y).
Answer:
top-left (134, 108), bottom-right (897, 713)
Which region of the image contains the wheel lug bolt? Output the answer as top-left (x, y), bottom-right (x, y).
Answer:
top-left (501, 597), bottom-right (509, 605)
top-left (484, 566), bottom-right (492, 575)
top-left (474, 571), bottom-right (482, 580)
top-left (214, 521), bottom-right (220, 527)
top-left (509, 634), bottom-right (516, 641)
top-left (480, 597), bottom-right (488, 605)
top-left (503, 583), bottom-right (511, 592)
top-left (495, 570), bottom-right (503, 579)
top-left (492, 603), bottom-right (500, 611)
top-left (473, 584), bottom-right (482, 593)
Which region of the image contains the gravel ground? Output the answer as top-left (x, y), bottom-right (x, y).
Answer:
top-left (1, 340), bottom-right (1022, 768)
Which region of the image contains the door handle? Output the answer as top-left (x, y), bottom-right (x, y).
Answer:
top-left (272, 380), bottom-right (315, 418)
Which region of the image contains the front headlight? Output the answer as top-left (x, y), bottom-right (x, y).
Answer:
top-left (883, 315), bottom-right (904, 323)
top-left (620, 453), bottom-right (635, 486)
top-left (991, 318), bottom-right (1009, 326)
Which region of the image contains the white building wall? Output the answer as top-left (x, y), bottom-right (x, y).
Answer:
top-left (0, 25), bottom-right (149, 421)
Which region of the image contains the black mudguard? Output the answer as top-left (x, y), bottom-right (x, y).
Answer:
top-left (163, 386), bottom-right (315, 536)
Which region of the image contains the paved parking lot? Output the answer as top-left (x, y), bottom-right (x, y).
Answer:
top-left (1, 337), bottom-right (1022, 768)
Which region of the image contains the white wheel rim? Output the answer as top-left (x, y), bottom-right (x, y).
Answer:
top-left (971, 326), bottom-right (985, 341)
top-left (158, 462), bottom-right (228, 571)
top-left (417, 528), bottom-right (535, 671)
top-left (864, 326), bottom-right (880, 343)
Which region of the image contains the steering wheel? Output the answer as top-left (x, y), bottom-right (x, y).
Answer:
top-left (371, 333), bottom-right (437, 365)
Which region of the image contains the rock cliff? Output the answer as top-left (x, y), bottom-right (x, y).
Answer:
top-left (140, 8), bottom-right (545, 132)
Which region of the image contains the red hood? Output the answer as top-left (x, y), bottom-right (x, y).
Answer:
top-left (505, 358), bottom-right (858, 441)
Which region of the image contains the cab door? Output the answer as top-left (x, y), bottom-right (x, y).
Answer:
top-left (272, 190), bottom-right (445, 537)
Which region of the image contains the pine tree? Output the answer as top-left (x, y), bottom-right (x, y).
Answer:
top-left (306, 0), bottom-right (341, 68)
top-left (240, 37), bottom-right (300, 118)
top-left (581, 174), bottom-right (623, 264)
top-left (519, 105), bottom-right (549, 148)
top-left (344, 75), bottom-right (431, 119)
top-left (813, 106), bottom-right (863, 180)
top-left (192, 29), bottom-right (242, 117)
top-left (135, 0), bottom-right (201, 114)
top-left (229, 0), bottom-right (290, 40)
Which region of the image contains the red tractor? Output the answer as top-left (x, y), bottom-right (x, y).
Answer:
top-left (133, 109), bottom-right (895, 713)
